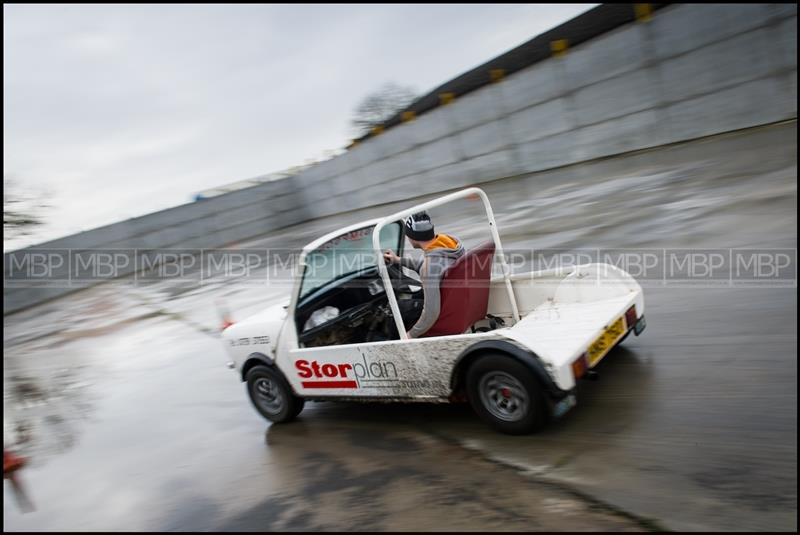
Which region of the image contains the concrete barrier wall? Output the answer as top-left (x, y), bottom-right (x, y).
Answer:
top-left (4, 3), bottom-right (797, 314)
top-left (3, 178), bottom-right (311, 312)
top-left (296, 3), bottom-right (797, 217)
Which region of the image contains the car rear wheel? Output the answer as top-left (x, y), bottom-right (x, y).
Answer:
top-left (246, 365), bottom-right (304, 423)
top-left (466, 354), bottom-right (546, 435)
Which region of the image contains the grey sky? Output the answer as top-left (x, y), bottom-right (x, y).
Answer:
top-left (4, 3), bottom-right (597, 250)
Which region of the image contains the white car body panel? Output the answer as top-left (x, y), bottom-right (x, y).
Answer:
top-left (221, 188), bottom-right (646, 416)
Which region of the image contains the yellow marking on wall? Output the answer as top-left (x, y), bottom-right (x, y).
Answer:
top-left (550, 39), bottom-right (569, 57)
top-left (634, 4), bottom-right (653, 22)
top-left (490, 68), bottom-right (505, 83)
top-left (402, 111), bottom-right (416, 122)
top-left (439, 92), bottom-right (455, 105)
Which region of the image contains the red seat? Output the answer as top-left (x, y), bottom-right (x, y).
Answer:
top-left (421, 241), bottom-right (496, 337)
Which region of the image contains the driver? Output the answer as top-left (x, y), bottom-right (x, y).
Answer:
top-left (383, 211), bottom-right (464, 338)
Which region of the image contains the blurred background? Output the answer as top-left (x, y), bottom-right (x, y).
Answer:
top-left (3, 3), bottom-right (797, 532)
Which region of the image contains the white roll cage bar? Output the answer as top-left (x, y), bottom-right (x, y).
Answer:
top-left (372, 187), bottom-right (521, 339)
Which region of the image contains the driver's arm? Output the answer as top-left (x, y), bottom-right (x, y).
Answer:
top-left (384, 250), bottom-right (422, 272)
top-left (399, 256), bottom-right (422, 273)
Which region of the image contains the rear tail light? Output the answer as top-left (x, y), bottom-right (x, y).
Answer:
top-left (625, 305), bottom-right (637, 329)
top-left (572, 353), bottom-right (588, 379)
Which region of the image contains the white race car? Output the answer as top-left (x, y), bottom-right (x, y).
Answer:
top-left (222, 187), bottom-right (646, 434)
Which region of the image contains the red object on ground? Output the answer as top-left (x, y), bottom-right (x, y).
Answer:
top-left (4, 449), bottom-right (35, 512)
top-left (4, 449), bottom-right (27, 477)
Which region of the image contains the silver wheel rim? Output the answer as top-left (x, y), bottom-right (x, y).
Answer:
top-left (253, 377), bottom-right (284, 415)
top-left (479, 372), bottom-right (529, 422)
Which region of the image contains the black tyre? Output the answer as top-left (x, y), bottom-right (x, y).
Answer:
top-left (246, 365), bottom-right (304, 423)
top-left (466, 354), bottom-right (547, 435)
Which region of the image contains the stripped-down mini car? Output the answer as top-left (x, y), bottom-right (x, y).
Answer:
top-left (222, 187), bottom-right (646, 434)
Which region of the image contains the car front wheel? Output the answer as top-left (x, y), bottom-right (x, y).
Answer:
top-left (466, 355), bottom-right (547, 435)
top-left (246, 365), bottom-right (304, 423)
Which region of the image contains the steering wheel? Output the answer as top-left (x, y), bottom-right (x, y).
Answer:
top-left (385, 263), bottom-right (422, 294)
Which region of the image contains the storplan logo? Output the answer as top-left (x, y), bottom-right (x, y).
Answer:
top-left (295, 354), bottom-right (399, 389)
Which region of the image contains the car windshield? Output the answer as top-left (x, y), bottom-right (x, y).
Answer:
top-left (299, 222), bottom-right (401, 300)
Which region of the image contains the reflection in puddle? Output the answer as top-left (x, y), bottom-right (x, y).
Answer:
top-left (3, 363), bottom-right (96, 465)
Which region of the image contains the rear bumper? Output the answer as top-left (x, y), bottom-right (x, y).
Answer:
top-left (634, 314), bottom-right (646, 335)
top-left (549, 389), bottom-right (577, 420)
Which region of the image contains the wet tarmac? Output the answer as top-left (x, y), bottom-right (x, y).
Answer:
top-left (3, 121), bottom-right (797, 531)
